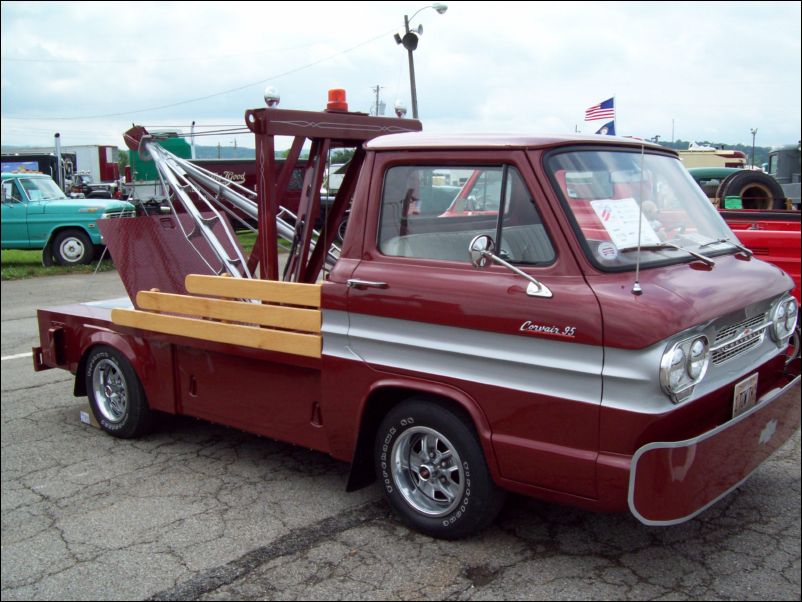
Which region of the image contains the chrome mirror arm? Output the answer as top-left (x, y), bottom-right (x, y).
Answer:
top-left (468, 235), bottom-right (553, 298)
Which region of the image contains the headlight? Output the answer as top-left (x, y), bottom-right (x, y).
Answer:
top-left (660, 335), bottom-right (710, 403)
top-left (687, 338), bottom-right (708, 379)
top-left (771, 296), bottom-right (798, 342)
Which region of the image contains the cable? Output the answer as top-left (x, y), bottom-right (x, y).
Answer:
top-left (0, 41), bottom-right (321, 64)
top-left (5, 28), bottom-right (397, 122)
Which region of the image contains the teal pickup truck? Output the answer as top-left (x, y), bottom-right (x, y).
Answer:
top-left (2, 172), bottom-right (135, 266)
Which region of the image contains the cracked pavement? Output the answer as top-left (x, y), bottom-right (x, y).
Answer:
top-left (2, 272), bottom-right (800, 600)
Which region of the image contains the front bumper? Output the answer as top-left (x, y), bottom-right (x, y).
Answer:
top-left (628, 373), bottom-right (800, 525)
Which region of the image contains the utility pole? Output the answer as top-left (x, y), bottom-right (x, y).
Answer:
top-left (371, 85), bottom-right (384, 116)
top-left (750, 128), bottom-right (758, 167)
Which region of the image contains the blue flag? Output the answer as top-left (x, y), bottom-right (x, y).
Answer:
top-left (595, 121), bottom-right (616, 136)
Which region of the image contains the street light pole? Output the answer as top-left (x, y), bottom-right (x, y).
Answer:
top-left (396, 3), bottom-right (448, 120)
top-left (403, 14), bottom-right (420, 119)
top-left (750, 128), bottom-right (758, 168)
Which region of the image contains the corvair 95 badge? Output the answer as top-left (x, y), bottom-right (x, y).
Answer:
top-left (519, 321), bottom-right (577, 339)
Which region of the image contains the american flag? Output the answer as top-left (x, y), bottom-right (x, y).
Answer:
top-left (585, 97), bottom-right (615, 121)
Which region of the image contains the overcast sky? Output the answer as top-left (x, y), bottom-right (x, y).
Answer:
top-left (2, 1), bottom-right (800, 151)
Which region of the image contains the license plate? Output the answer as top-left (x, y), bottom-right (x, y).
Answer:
top-left (732, 373), bottom-right (759, 418)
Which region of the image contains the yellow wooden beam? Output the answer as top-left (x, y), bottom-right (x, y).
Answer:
top-left (136, 291), bottom-right (320, 333)
top-left (111, 308), bottom-right (321, 358)
top-left (185, 274), bottom-right (321, 308)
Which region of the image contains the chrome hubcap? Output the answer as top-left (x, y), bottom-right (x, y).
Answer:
top-left (60, 238), bottom-right (85, 262)
top-left (92, 359), bottom-right (127, 423)
top-left (391, 426), bottom-right (465, 516)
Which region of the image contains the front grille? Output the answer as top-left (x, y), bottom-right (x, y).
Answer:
top-left (712, 314), bottom-right (768, 365)
top-left (102, 210), bottom-right (136, 219)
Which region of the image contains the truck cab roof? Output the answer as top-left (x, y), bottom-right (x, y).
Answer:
top-left (365, 132), bottom-right (671, 153)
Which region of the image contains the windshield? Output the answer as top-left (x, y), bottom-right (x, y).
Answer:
top-left (547, 149), bottom-right (736, 271)
top-left (19, 177), bottom-right (67, 201)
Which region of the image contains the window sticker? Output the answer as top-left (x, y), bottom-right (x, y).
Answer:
top-left (596, 241), bottom-right (619, 262)
top-left (590, 198), bottom-right (661, 249)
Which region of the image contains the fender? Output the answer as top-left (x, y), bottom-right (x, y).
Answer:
top-left (41, 223), bottom-right (99, 249)
top-left (345, 374), bottom-right (502, 491)
top-left (74, 326), bottom-right (176, 414)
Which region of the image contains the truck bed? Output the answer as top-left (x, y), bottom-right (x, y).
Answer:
top-left (721, 209), bottom-right (801, 301)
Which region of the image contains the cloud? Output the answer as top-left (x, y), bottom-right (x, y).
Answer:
top-left (2, 1), bottom-right (799, 148)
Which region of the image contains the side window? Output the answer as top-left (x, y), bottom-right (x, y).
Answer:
top-left (3, 180), bottom-right (23, 203)
top-left (379, 165), bottom-right (555, 265)
top-left (499, 168), bottom-right (556, 264)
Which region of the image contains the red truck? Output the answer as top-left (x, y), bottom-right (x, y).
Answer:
top-left (720, 209), bottom-right (801, 304)
top-left (33, 100), bottom-right (800, 539)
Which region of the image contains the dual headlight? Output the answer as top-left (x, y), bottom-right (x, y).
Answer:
top-left (660, 335), bottom-right (710, 404)
top-left (770, 296), bottom-right (798, 343)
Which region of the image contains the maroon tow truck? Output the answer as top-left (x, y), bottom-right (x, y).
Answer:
top-left (33, 95), bottom-right (800, 539)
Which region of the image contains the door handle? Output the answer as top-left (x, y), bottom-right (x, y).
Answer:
top-left (347, 279), bottom-right (389, 289)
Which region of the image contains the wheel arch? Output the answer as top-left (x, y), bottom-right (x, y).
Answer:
top-left (345, 378), bottom-right (498, 492)
top-left (44, 224), bottom-right (96, 249)
top-left (73, 332), bottom-right (142, 397)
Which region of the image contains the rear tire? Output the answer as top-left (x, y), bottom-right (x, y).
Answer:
top-left (85, 346), bottom-right (153, 438)
top-left (375, 398), bottom-right (505, 539)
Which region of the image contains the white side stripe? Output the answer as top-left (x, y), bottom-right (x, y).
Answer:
top-left (323, 310), bottom-right (604, 404)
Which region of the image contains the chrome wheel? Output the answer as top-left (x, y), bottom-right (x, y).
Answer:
top-left (391, 426), bottom-right (465, 517)
top-left (92, 358), bottom-right (128, 423)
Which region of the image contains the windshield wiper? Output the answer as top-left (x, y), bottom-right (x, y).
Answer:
top-left (620, 242), bottom-right (716, 267)
top-left (698, 237), bottom-right (753, 257)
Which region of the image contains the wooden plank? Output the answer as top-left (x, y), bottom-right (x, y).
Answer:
top-left (136, 291), bottom-right (320, 333)
top-left (185, 274), bottom-right (321, 308)
top-left (111, 308), bottom-right (321, 358)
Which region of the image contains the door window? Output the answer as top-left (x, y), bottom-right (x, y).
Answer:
top-left (3, 180), bottom-right (23, 203)
top-left (379, 165), bottom-right (555, 265)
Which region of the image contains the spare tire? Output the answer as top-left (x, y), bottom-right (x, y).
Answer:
top-left (716, 170), bottom-right (786, 210)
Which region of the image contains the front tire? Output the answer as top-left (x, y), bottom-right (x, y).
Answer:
top-left (375, 398), bottom-right (505, 539)
top-left (85, 346), bottom-right (153, 438)
top-left (53, 229), bottom-right (93, 266)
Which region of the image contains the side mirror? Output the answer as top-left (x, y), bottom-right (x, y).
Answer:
top-left (467, 234), bottom-right (553, 299)
top-left (469, 234), bottom-right (495, 269)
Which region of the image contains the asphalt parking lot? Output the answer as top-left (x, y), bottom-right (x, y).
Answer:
top-left (2, 270), bottom-right (800, 601)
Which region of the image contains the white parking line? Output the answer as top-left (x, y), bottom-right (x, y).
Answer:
top-left (2, 352), bottom-right (33, 362)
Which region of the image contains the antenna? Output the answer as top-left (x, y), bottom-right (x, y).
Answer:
top-left (631, 144), bottom-right (646, 295)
